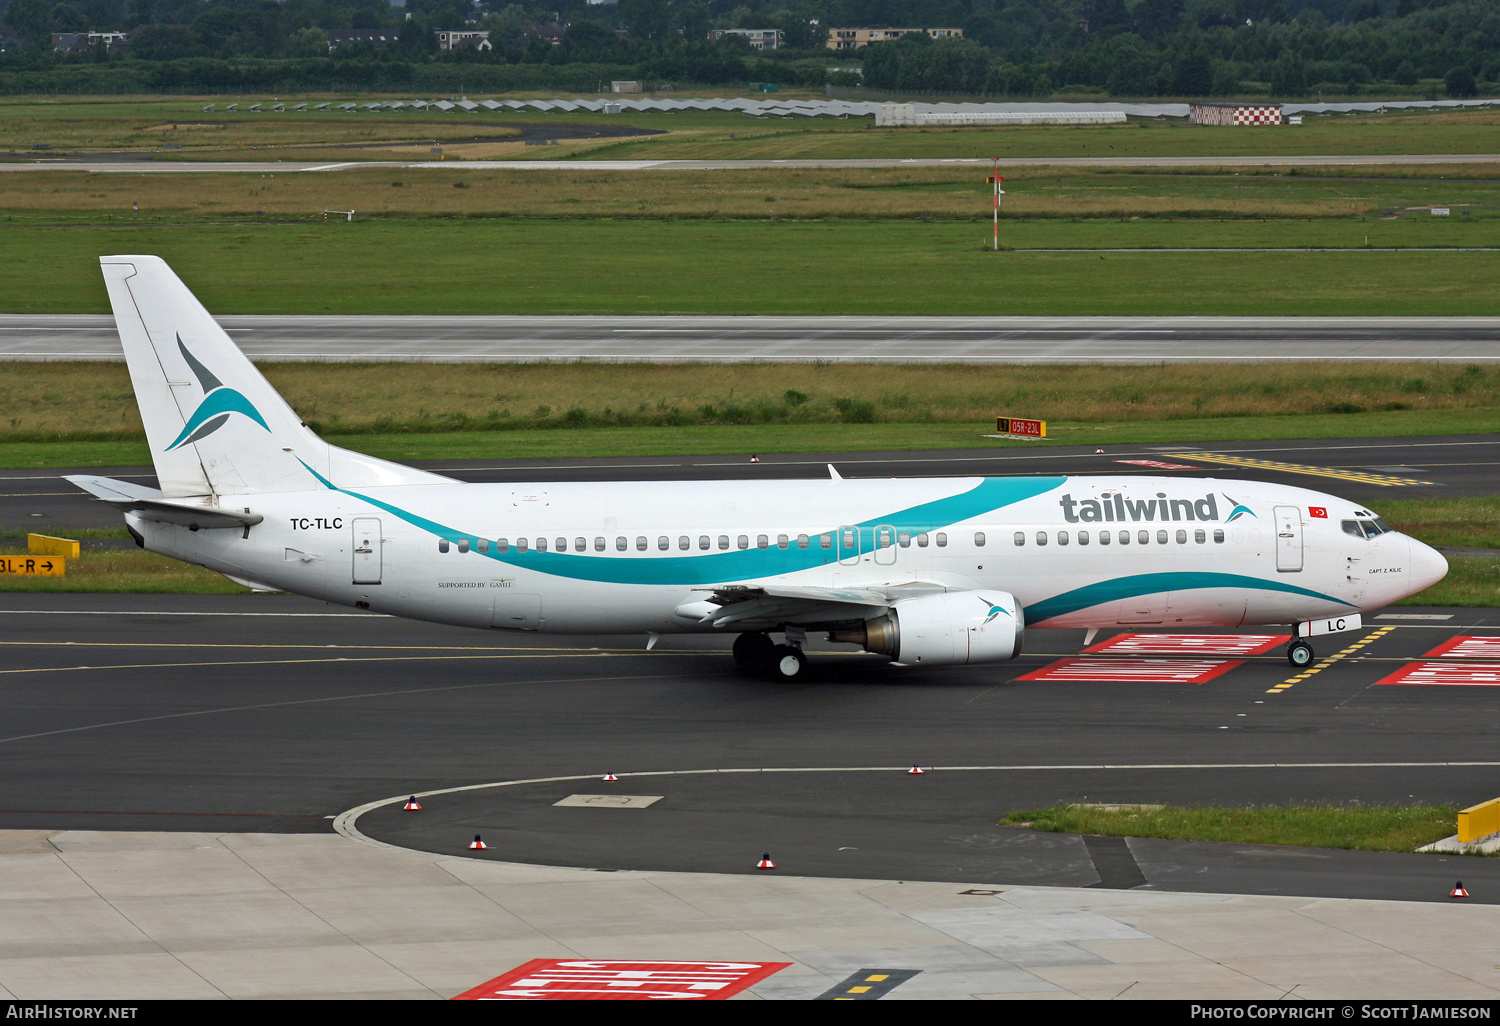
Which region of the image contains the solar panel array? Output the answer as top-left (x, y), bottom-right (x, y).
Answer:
top-left (205, 96), bottom-right (1500, 119)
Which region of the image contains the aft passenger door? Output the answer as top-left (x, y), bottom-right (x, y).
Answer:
top-left (352, 517), bottom-right (382, 584)
top-left (1274, 506), bottom-right (1303, 572)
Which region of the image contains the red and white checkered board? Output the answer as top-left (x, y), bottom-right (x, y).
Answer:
top-left (1016, 658), bottom-right (1243, 683)
top-left (1083, 633), bottom-right (1289, 656)
top-left (452, 960), bottom-right (791, 1000)
top-left (1423, 636), bottom-right (1500, 659)
top-left (1376, 662), bottom-right (1500, 687)
top-left (1233, 106), bottom-right (1281, 125)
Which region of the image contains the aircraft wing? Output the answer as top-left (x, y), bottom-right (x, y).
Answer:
top-left (685, 581), bottom-right (948, 630)
top-left (65, 475), bottom-right (264, 530)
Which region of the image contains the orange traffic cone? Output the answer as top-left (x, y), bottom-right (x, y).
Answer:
top-left (756, 853), bottom-right (776, 870)
top-left (403, 796), bottom-right (421, 811)
top-left (1451, 881), bottom-right (1469, 899)
top-left (908, 765), bottom-right (925, 775)
top-left (469, 835), bottom-right (487, 851)
top-left (602, 773), bottom-right (618, 782)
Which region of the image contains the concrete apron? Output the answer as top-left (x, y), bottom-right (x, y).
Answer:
top-left (2, 829), bottom-right (1499, 1000)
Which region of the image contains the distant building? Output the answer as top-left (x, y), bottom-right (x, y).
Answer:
top-left (52, 30), bottom-right (130, 53)
top-left (826, 27), bottom-right (963, 50)
top-left (611, 80), bottom-right (642, 93)
top-left (435, 29), bottom-right (491, 51)
top-left (709, 28), bottom-right (783, 50)
top-left (523, 20), bottom-right (567, 45)
top-left (325, 30), bottom-right (399, 49)
top-left (1188, 101), bottom-right (1282, 126)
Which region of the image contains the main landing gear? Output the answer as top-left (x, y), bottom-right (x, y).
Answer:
top-left (733, 631), bottom-right (808, 680)
top-left (1286, 638), bottom-right (1315, 668)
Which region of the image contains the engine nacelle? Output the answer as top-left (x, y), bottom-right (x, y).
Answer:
top-left (829, 590), bottom-right (1024, 666)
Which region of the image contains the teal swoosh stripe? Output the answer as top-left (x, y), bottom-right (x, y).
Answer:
top-left (1025, 572), bottom-right (1355, 625)
top-left (166, 388), bottom-right (270, 450)
top-left (297, 458), bottom-right (1064, 586)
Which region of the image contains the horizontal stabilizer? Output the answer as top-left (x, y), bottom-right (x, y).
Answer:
top-left (65, 475), bottom-right (263, 530)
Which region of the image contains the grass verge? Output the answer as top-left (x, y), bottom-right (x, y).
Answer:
top-left (3, 407), bottom-right (1500, 470)
top-left (1002, 804), bottom-right (1459, 853)
top-left (1395, 557), bottom-right (1500, 607)
top-left (0, 547), bottom-right (248, 593)
top-left (8, 220), bottom-right (1500, 316)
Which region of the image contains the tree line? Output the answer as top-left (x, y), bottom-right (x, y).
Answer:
top-left (0, 0), bottom-right (1492, 97)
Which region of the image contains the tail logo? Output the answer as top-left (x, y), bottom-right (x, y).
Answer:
top-left (164, 336), bottom-right (270, 451)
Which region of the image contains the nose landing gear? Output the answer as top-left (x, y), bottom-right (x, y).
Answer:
top-left (1286, 639), bottom-right (1315, 668)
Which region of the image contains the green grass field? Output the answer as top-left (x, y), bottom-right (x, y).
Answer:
top-left (1002, 805), bottom-right (1459, 853)
top-left (7, 219), bottom-right (1500, 316)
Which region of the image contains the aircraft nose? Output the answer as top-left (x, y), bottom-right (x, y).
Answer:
top-left (1408, 538), bottom-right (1449, 594)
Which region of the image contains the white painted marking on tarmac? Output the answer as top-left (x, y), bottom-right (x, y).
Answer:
top-left (334, 760), bottom-right (1500, 857)
top-left (0, 610), bottom-right (382, 617)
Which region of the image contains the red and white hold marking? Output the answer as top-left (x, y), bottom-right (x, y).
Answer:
top-left (1016, 658), bottom-right (1243, 683)
top-left (1083, 633), bottom-right (1289, 656)
top-left (452, 960), bottom-right (790, 1001)
top-left (1114, 460), bottom-right (1201, 470)
top-left (1424, 636), bottom-right (1500, 659)
top-left (1376, 663), bottom-right (1500, 687)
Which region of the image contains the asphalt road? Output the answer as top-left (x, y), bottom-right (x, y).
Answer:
top-left (3, 592), bottom-right (1499, 904)
top-left (3, 315), bottom-right (1500, 363)
top-left (4, 435), bottom-right (1494, 537)
top-left (7, 154), bottom-right (1500, 173)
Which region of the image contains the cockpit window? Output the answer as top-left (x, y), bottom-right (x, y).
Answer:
top-left (1344, 517), bottom-right (1394, 539)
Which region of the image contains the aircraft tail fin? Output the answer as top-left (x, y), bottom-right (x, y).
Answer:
top-left (100, 256), bottom-right (454, 498)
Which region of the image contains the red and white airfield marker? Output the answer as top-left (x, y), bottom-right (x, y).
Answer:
top-left (1424, 636), bottom-right (1500, 659)
top-left (1376, 662), bottom-right (1500, 687)
top-left (1016, 658), bottom-right (1243, 684)
top-left (453, 960), bottom-right (791, 1001)
top-left (1083, 633), bottom-right (1290, 657)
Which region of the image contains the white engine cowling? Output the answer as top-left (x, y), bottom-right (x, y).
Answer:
top-left (831, 590), bottom-right (1024, 666)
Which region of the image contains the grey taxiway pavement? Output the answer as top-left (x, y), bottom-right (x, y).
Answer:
top-left (4, 314), bottom-right (1500, 363)
top-left (4, 438), bottom-right (1500, 906)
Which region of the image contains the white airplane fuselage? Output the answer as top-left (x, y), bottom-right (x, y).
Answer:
top-left (126, 472), bottom-right (1446, 636)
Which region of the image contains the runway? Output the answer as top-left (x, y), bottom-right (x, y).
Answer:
top-left (7, 154), bottom-right (1500, 173)
top-left (3, 314), bottom-right (1500, 363)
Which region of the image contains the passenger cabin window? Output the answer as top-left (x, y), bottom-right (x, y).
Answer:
top-left (916, 533), bottom-right (929, 548)
top-left (1014, 532), bottom-right (1025, 547)
top-left (497, 538), bottom-right (510, 553)
top-left (1195, 529), bottom-right (1205, 544)
top-left (777, 534), bottom-right (790, 549)
top-left (616, 536), bottom-right (627, 551)
top-left (936, 532), bottom-right (948, 547)
top-left (699, 535), bottom-right (710, 550)
top-left (1077, 531), bottom-right (1089, 546)
top-left (636, 537), bottom-right (647, 551)
top-left (757, 534), bottom-right (769, 549)
top-left (678, 535), bottom-right (690, 550)
top-left (438, 539), bottom-right (450, 553)
top-left (1119, 530), bottom-right (1130, 545)
top-left (797, 534), bottom-right (810, 549)
top-left (1099, 530), bottom-right (1110, 545)
top-left (594, 537), bottom-right (605, 551)
top-left (1056, 531), bottom-right (1068, 546)
top-left (576, 537), bottom-right (586, 551)
top-left (657, 536), bottom-right (670, 551)
top-left (1138, 530), bottom-right (1150, 545)
top-left (535, 537), bottom-right (547, 552)
top-left (517, 538), bottom-right (529, 552)
top-left (738, 535), bottom-right (750, 550)
top-left (457, 539), bottom-right (469, 553)
top-left (1214, 529), bottom-right (1225, 543)
top-left (477, 539), bottom-right (489, 553)
top-left (1035, 531), bottom-right (1048, 546)
top-left (719, 535), bottom-right (730, 550)
top-left (897, 532), bottom-right (911, 548)
top-left (1176, 529), bottom-right (1187, 544)
top-left (1156, 530), bottom-right (1168, 544)
top-left (555, 537), bottom-right (566, 552)
top-left (974, 531), bottom-right (986, 547)
top-left (841, 529), bottom-right (855, 549)
top-left (821, 534), bottom-right (833, 549)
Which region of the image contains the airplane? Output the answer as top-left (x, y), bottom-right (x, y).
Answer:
top-left (68, 256), bottom-right (1449, 679)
